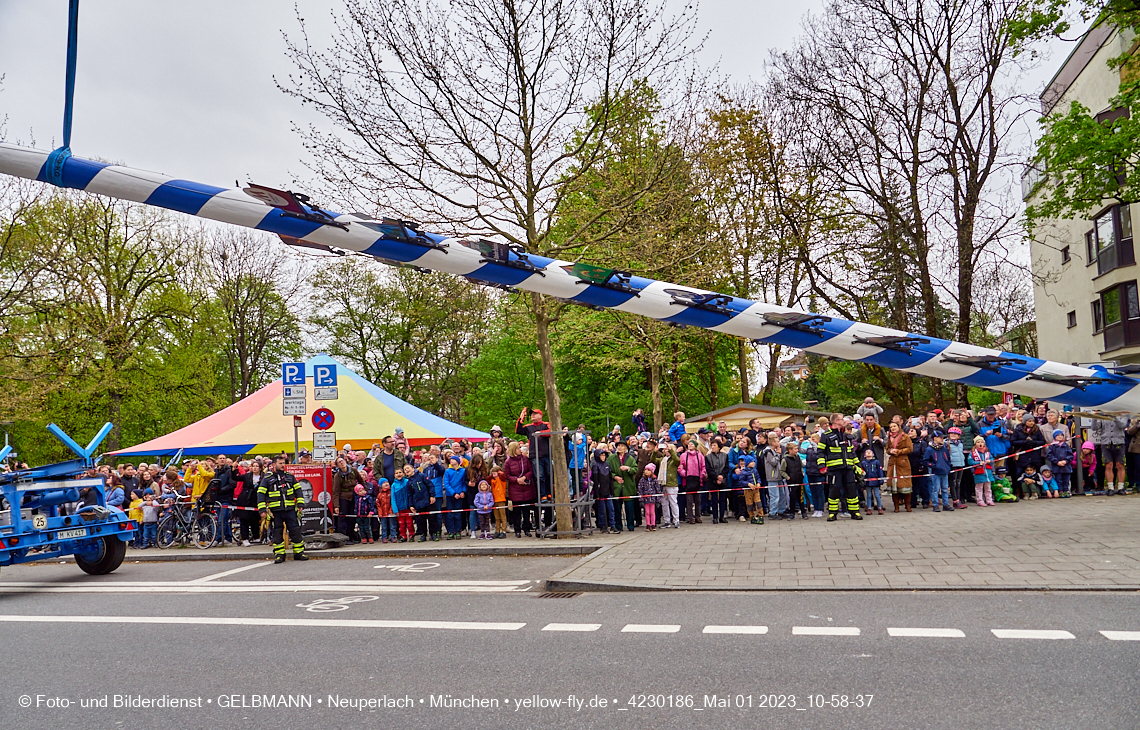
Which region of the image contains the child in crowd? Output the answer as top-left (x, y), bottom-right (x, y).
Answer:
top-left (1046, 430), bottom-right (1074, 497)
top-left (779, 442), bottom-right (808, 519)
top-left (1040, 466), bottom-right (1059, 499)
top-left (859, 448), bottom-right (885, 515)
top-left (354, 483), bottom-right (376, 543)
top-left (490, 466), bottom-right (509, 539)
top-left (395, 464), bottom-right (417, 541)
top-left (968, 436), bottom-right (996, 506)
top-left (638, 463), bottom-right (662, 531)
top-left (138, 493), bottom-right (160, 548)
top-left (1080, 441), bottom-right (1099, 494)
top-left (443, 455), bottom-right (467, 539)
top-left (762, 432), bottom-right (786, 519)
top-left (733, 453), bottom-right (763, 525)
top-left (946, 427), bottom-right (967, 509)
top-left (377, 478), bottom-right (396, 543)
top-left (474, 480), bottom-right (495, 539)
top-left (924, 431), bottom-right (954, 513)
top-left (1019, 464), bottom-right (1042, 501)
top-left (128, 493), bottom-right (145, 548)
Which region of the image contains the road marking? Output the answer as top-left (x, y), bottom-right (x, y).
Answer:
top-left (887, 628), bottom-right (965, 638)
top-left (622, 624), bottom-right (680, 633)
top-left (991, 629), bottom-right (1075, 640)
top-left (188, 561), bottom-right (272, 583)
top-left (793, 626), bottom-right (860, 636)
top-left (1100, 631), bottom-right (1140, 641)
top-left (703, 625), bottom-right (769, 634)
top-left (0, 615), bottom-right (526, 631)
top-left (542, 623), bottom-right (601, 632)
top-left (0, 580), bottom-right (533, 594)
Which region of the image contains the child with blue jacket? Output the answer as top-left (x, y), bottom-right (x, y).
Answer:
top-left (391, 467), bottom-right (413, 542)
top-left (732, 453), bottom-right (763, 525)
top-left (923, 432), bottom-right (954, 512)
top-left (947, 427), bottom-right (967, 509)
top-left (859, 448), bottom-right (885, 515)
top-left (354, 484), bottom-right (377, 544)
top-left (407, 467), bottom-right (435, 542)
top-left (1045, 430), bottom-right (1074, 497)
top-left (443, 455), bottom-right (467, 539)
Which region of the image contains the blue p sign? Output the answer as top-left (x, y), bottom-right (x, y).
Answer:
top-left (282, 362), bottom-right (306, 385)
top-left (314, 364), bottom-right (338, 387)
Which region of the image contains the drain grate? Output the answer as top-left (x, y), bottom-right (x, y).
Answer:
top-left (535, 591), bottom-right (582, 599)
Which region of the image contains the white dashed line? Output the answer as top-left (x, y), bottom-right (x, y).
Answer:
top-left (542, 623), bottom-right (601, 632)
top-left (622, 624), bottom-right (680, 633)
top-left (991, 629), bottom-right (1075, 640)
top-left (703, 625), bottom-right (769, 634)
top-left (1100, 630), bottom-right (1140, 641)
top-left (0, 615), bottom-right (526, 631)
top-left (887, 628), bottom-right (965, 638)
top-left (793, 626), bottom-right (860, 636)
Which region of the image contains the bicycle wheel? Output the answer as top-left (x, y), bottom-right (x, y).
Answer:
top-left (156, 516), bottom-right (178, 549)
top-left (193, 513), bottom-right (218, 549)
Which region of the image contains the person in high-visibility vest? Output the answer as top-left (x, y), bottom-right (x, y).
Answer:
top-left (258, 454), bottom-right (309, 564)
top-left (817, 414), bottom-right (864, 522)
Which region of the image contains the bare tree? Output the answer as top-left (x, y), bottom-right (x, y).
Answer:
top-left (208, 230), bottom-right (305, 402)
top-left (283, 0), bottom-right (697, 533)
top-left (772, 0), bottom-right (1027, 409)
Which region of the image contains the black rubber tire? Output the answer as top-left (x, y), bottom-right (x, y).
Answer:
top-left (75, 535), bottom-right (128, 575)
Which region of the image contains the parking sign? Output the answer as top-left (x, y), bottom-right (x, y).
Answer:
top-left (282, 362), bottom-right (306, 386)
top-left (314, 364), bottom-right (337, 387)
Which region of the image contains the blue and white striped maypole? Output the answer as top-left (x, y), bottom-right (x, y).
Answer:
top-left (1, 141), bottom-right (1135, 412)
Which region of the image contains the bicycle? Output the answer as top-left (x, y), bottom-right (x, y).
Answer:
top-left (155, 498), bottom-right (216, 549)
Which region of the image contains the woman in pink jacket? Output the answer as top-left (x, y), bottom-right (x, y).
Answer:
top-left (678, 439), bottom-right (707, 524)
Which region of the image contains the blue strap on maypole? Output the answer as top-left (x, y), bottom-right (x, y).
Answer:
top-left (45, 0), bottom-right (80, 187)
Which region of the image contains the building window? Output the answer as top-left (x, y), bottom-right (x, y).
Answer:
top-left (1086, 204), bottom-right (1136, 276)
top-left (1061, 245), bottom-right (1071, 264)
top-left (1096, 280), bottom-right (1140, 352)
top-left (1067, 310), bottom-right (1077, 328)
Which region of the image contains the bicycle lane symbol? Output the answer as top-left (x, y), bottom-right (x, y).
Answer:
top-left (296, 596), bottom-right (379, 612)
top-left (372, 562), bottom-right (440, 573)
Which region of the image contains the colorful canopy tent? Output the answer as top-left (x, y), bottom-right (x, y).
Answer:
top-left (108, 355), bottom-right (488, 456)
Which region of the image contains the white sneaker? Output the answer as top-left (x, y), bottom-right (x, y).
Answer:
top-left (738, 516), bottom-right (746, 522)
top-left (241, 540), bottom-right (251, 547)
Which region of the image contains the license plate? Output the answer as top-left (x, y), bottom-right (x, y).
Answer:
top-left (55, 528), bottom-right (87, 540)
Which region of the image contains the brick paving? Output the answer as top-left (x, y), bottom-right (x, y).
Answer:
top-left (548, 495), bottom-right (1140, 589)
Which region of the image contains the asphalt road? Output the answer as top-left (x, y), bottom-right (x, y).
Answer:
top-left (1, 557), bottom-right (1137, 730)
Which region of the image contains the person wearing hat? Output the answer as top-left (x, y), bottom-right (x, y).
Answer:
top-left (1011, 414), bottom-right (1046, 494)
top-left (392, 428), bottom-right (410, 456)
top-left (488, 424), bottom-right (507, 454)
top-left (818, 413), bottom-right (863, 521)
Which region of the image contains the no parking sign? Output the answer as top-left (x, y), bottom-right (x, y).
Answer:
top-left (312, 407), bottom-right (335, 431)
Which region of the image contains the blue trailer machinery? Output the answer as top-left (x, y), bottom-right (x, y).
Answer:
top-left (0, 423), bottom-right (136, 576)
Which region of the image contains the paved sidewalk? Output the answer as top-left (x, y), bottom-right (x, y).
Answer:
top-left (547, 495), bottom-right (1140, 591)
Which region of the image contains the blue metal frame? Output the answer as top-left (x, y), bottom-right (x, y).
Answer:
top-left (0, 422), bottom-right (135, 569)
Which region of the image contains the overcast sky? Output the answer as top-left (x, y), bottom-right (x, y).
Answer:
top-left (1, 0), bottom-right (1068, 198)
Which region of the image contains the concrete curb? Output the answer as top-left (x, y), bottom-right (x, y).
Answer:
top-left (544, 577), bottom-right (1140, 592)
top-left (116, 543), bottom-right (603, 562)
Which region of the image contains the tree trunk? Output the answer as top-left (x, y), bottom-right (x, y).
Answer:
top-left (708, 336), bottom-right (718, 411)
top-left (737, 339), bottom-right (750, 404)
top-left (671, 349), bottom-right (680, 416)
top-left (530, 292), bottom-right (572, 536)
top-left (761, 343), bottom-right (782, 405)
top-left (107, 390), bottom-right (122, 455)
top-left (649, 360), bottom-right (664, 432)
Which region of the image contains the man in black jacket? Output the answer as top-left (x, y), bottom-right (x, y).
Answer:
top-left (258, 456), bottom-right (308, 564)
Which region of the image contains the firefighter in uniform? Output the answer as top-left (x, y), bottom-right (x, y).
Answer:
top-left (817, 414), bottom-right (864, 522)
top-left (259, 455), bottom-right (309, 563)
